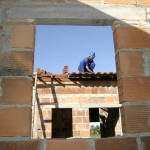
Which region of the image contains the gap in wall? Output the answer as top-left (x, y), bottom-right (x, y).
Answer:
top-left (52, 108), bottom-right (72, 138)
top-left (34, 25), bottom-right (116, 74)
top-left (89, 108), bottom-right (120, 138)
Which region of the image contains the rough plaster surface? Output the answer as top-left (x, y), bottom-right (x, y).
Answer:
top-left (143, 50), bottom-right (150, 76)
top-left (0, 78), bottom-right (2, 97)
top-left (0, 4), bottom-right (147, 25)
top-left (0, 30), bottom-right (11, 54)
top-left (147, 8), bottom-right (150, 21)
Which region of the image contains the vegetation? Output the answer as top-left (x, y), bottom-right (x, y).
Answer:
top-left (90, 125), bottom-right (101, 138)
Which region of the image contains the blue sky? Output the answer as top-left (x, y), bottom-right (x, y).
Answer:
top-left (34, 25), bottom-right (116, 74)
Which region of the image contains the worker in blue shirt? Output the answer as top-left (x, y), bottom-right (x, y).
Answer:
top-left (78, 51), bottom-right (96, 73)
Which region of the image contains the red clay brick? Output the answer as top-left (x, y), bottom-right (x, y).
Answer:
top-left (0, 78), bottom-right (32, 104)
top-left (95, 137), bottom-right (138, 150)
top-left (6, 24), bottom-right (35, 48)
top-left (46, 139), bottom-right (90, 150)
top-left (0, 140), bottom-right (40, 150)
top-left (116, 51), bottom-right (144, 76)
top-left (73, 117), bottom-right (83, 123)
top-left (114, 27), bottom-right (150, 49)
top-left (80, 131), bottom-right (90, 137)
top-left (119, 76), bottom-right (150, 102)
top-left (141, 136), bottom-right (150, 150)
top-left (0, 25), bottom-right (3, 30)
top-left (37, 80), bottom-right (116, 93)
top-left (0, 107), bottom-right (31, 136)
top-left (104, 0), bottom-right (136, 4)
top-left (0, 51), bottom-right (34, 75)
top-left (121, 106), bottom-right (150, 133)
top-left (76, 124), bottom-right (89, 130)
top-left (138, 0), bottom-right (150, 5)
top-left (76, 110), bottom-right (87, 116)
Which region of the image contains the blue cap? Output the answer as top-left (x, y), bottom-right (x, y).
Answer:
top-left (89, 51), bottom-right (96, 58)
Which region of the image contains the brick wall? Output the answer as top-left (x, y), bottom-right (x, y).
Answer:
top-left (34, 79), bottom-right (120, 138)
top-left (104, 0), bottom-right (150, 5)
top-left (0, 19), bottom-right (35, 138)
top-left (0, 0), bottom-right (150, 149)
top-left (113, 20), bottom-right (150, 134)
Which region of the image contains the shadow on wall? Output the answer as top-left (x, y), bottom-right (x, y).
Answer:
top-left (0, 0), bottom-right (149, 76)
top-left (32, 0), bottom-right (150, 139)
top-left (0, 0), bottom-right (150, 140)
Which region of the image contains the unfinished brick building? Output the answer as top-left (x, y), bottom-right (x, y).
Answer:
top-left (0, 0), bottom-right (150, 150)
top-left (32, 67), bottom-right (121, 139)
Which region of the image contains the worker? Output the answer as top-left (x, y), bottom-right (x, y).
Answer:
top-left (78, 51), bottom-right (96, 73)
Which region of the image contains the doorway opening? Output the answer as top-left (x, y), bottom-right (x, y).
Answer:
top-left (52, 108), bottom-right (72, 138)
top-left (89, 108), bottom-right (121, 138)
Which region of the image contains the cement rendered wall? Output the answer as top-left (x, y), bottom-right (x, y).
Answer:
top-left (0, 0), bottom-right (150, 150)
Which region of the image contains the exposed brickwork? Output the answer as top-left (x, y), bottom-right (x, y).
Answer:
top-left (138, 0), bottom-right (150, 5)
top-left (0, 1), bottom-right (150, 150)
top-left (34, 78), bottom-right (119, 138)
top-left (0, 25), bottom-right (3, 30)
top-left (121, 106), bottom-right (150, 133)
top-left (141, 136), bottom-right (150, 150)
top-left (0, 51), bottom-right (34, 76)
top-left (62, 65), bottom-right (69, 74)
top-left (37, 81), bottom-right (118, 95)
top-left (95, 137), bottom-right (138, 150)
top-left (36, 108), bottom-right (52, 138)
top-left (46, 139), bottom-right (90, 150)
top-left (119, 76), bottom-right (150, 102)
top-left (6, 19), bottom-right (35, 49)
top-left (104, 0), bottom-right (150, 5)
top-left (104, 0), bottom-right (136, 5)
top-left (0, 77), bottom-right (32, 104)
top-left (0, 137), bottom-right (150, 150)
top-left (114, 27), bottom-right (150, 49)
top-left (73, 108), bottom-right (90, 137)
top-left (0, 107), bottom-right (31, 136)
top-left (0, 140), bottom-right (41, 150)
top-left (116, 51), bottom-right (144, 77)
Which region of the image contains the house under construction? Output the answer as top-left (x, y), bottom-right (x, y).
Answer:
top-left (32, 67), bottom-right (122, 139)
top-left (0, 0), bottom-right (150, 149)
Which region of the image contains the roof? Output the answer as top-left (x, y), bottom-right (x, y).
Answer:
top-left (35, 67), bottom-right (117, 81)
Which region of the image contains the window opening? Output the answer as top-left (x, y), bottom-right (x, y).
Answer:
top-left (89, 108), bottom-right (120, 138)
top-left (52, 108), bottom-right (72, 138)
top-left (32, 25), bottom-right (119, 139)
top-left (34, 25), bottom-right (116, 73)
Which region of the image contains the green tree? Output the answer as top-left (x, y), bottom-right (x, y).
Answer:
top-left (90, 125), bottom-right (100, 138)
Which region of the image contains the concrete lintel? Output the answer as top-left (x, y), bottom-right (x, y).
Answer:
top-left (38, 94), bottom-right (118, 98)
top-left (0, 5), bottom-right (146, 26)
top-left (0, 104), bottom-right (31, 108)
top-left (39, 103), bottom-right (121, 109)
top-left (0, 137), bottom-right (30, 141)
top-left (112, 20), bottom-right (150, 30)
top-left (122, 102), bottom-right (150, 106)
top-left (0, 75), bottom-right (33, 80)
top-left (123, 132), bottom-right (150, 138)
